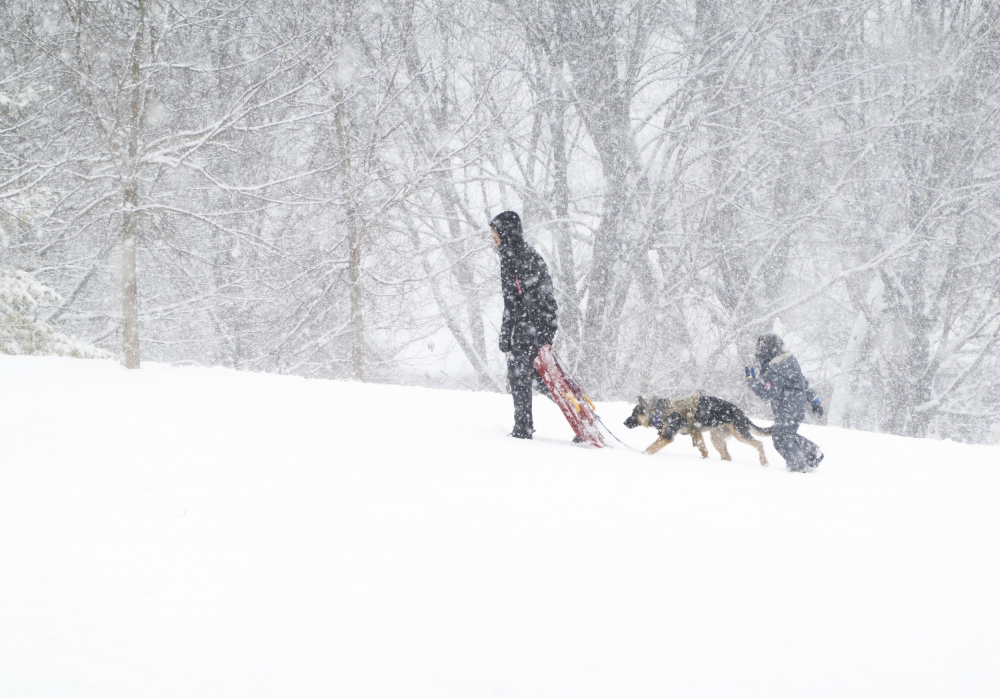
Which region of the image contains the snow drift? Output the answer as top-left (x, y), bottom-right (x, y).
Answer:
top-left (1, 355), bottom-right (998, 697)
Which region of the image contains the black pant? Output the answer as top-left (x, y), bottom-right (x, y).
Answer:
top-left (771, 418), bottom-right (821, 469)
top-left (505, 324), bottom-right (551, 436)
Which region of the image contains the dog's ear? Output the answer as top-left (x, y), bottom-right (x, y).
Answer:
top-left (637, 395), bottom-right (646, 408)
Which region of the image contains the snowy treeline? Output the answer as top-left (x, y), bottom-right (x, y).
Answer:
top-left (1, 0), bottom-right (998, 442)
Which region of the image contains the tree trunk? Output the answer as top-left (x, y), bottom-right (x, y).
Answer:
top-left (336, 95), bottom-right (365, 382)
top-left (121, 1), bottom-right (145, 369)
top-left (828, 278), bottom-right (883, 427)
top-left (438, 182), bottom-right (491, 389)
top-left (349, 218), bottom-right (366, 382)
top-left (121, 182), bottom-right (140, 369)
top-left (550, 82), bottom-right (581, 351)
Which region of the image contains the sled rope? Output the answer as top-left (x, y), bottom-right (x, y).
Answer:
top-left (594, 412), bottom-right (637, 450)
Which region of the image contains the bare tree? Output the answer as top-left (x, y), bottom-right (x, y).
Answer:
top-left (32, 0), bottom-right (331, 368)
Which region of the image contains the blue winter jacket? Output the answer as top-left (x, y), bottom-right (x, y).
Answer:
top-left (749, 352), bottom-right (810, 422)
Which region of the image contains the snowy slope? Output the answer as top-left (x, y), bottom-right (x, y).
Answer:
top-left (1, 355), bottom-right (998, 698)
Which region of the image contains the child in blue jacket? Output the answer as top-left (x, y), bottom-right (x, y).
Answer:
top-left (745, 333), bottom-right (824, 472)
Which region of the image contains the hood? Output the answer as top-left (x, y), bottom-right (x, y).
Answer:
top-left (755, 333), bottom-right (785, 364)
top-left (490, 210), bottom-right (524, 250)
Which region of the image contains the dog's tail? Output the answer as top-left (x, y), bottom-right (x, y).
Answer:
top-left (748, 421), bottom-right (772, 437)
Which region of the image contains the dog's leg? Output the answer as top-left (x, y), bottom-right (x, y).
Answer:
top-left (730, 425), bottom-right (769, 467)
top-left (710, 428), bottom-right (732, 461)
top-left (644, 436), bottom-right (672, 455)
top-left (753, 439), bottom-right (768, 466)
top-left (690, 428), bottom-right (709, 458)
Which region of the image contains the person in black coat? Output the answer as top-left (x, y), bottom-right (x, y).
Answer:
top-left (745, 333), bottom-right (824, 472)
top-left (491, 210), bottom-right (558, 439)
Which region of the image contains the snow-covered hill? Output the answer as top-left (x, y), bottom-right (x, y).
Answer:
top-left (2, 355), bottom-right (998, 697)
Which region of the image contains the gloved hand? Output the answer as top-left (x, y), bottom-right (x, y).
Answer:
top-left (744, 366), bottom-right (756, 382)
top-left (499, 335), bottom-right (511, 353)
top-left (811, 397), bottom-right (824, 417)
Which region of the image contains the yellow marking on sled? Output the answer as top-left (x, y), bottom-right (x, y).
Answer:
top-left (565, 393), bottom-right (581, 412)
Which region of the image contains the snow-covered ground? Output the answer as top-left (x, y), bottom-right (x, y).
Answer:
top-left (2, 355), bottom-right (998, 698)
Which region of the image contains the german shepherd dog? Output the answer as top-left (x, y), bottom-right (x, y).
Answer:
top-left (624, 393), bottom-right (772, 466)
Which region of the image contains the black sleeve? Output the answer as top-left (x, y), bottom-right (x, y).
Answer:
top-left (537, 282), bottom-right (558, 345)
top-left (530, 252), bottom-right (558, 345)
top-left (498, 258), bottom-right (518, 350)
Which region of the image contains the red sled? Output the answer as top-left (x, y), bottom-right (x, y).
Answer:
top-left (533, 345), bottom-right (607, 448)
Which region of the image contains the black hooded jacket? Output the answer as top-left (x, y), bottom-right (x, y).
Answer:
top-left (492, 211), bottom-right (558, 350)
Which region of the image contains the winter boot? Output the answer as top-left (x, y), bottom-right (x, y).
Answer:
top-left (509, 426), bottom-right (533, 439)
top-left (804, 452), bottom-right (824, 470)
